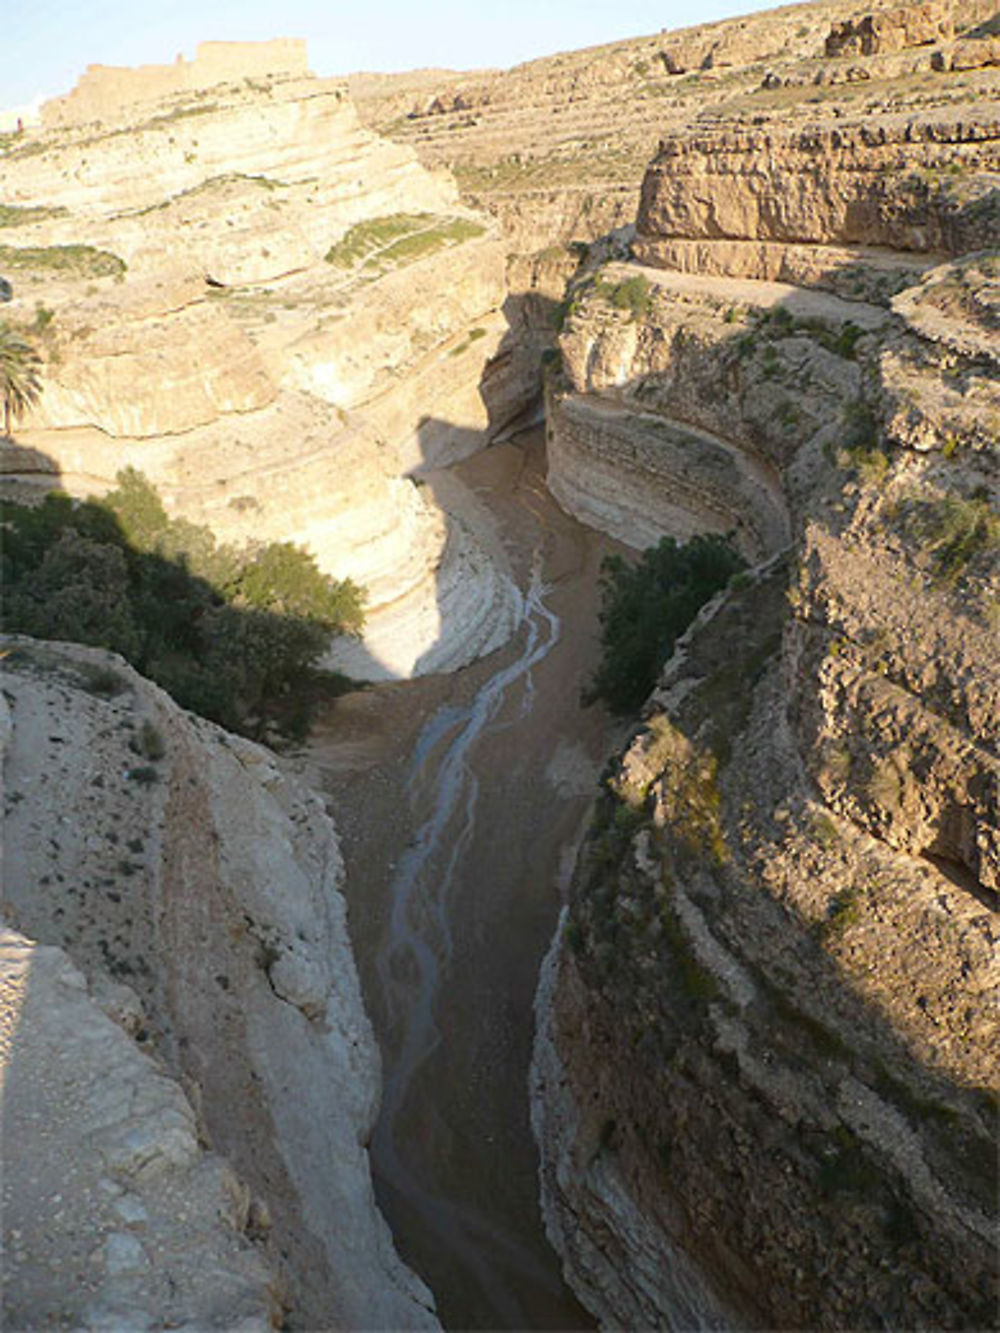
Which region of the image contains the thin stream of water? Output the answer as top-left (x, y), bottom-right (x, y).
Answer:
top-left (372, 551), bottom-right (564, 1323)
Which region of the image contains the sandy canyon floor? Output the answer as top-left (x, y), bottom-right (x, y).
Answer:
top-left (305, 429), bottom-right (628, 1329)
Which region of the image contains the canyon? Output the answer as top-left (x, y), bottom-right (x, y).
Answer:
top-left (2, 1), bottom-right (998, 1329)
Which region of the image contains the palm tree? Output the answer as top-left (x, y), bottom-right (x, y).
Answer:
top-left (0, 322), bottom-right (43, 437)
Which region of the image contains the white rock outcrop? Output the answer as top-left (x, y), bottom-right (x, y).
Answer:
top-left (0, 926), bottom-right (277, 1330)
top-left (0, 638), bottom-right (441, 1329)
top-left (1, 56), bottom-right (532, 682)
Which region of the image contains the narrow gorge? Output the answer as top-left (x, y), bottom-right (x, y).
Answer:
top-left (1, 2), bottom-right (997, 1330)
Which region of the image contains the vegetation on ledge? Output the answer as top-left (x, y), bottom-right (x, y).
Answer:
top-left (0, 203), bottom-right (69, 228)
top-left (0, 243), bottom-right (126, 279)
top-left (586, 533), bottom-right (745, 714)
top-left (0, 469), bottom-right (364, 739)
top-left (324, 212), bottom-right (485, 274)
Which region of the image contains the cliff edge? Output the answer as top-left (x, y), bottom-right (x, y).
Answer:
top-left (532, 45), bottom-right (998, 1333)
top-left (0, 636), bottom-right (440, 1329)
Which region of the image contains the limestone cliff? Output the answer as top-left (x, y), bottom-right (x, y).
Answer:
top-left (533, 50), bottom-right (998, 1333)
top-left (634, 107), bottom-right (1000, 280)
top-left (1, 59), bottom-right (528, 679)
top-left (0, 636), bottom-right (440, 1329)
top-left (354, 0), bottom-right (999, 257)
top-left (1, 925), bottom-right (278, 1329)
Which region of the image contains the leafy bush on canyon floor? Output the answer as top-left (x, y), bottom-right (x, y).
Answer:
top-left (586, 532), bottom-right (745, 714)
top-left (0, 469), bottom-right (364, 739)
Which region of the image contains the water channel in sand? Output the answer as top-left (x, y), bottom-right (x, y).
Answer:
top-left (308, 429), bottom-right (629, 1329)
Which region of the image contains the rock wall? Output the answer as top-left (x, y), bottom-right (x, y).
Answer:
top-left (0, 637), bottom-right (440, 1329)
top-left (352, 0), bottom-right (997, 269)
top-left (0, 924), bottom-right (279, 1330)
top-left (534, 73), bottom-right (999, 1333)
top-left (545, 390), bottom-right (788, 561)
top-left (6, 78), bottom-right (455, 224)
top-left (824, 3), bottom-right (953, 58)
top-left (544, 259), bottom-right (902, 558)
top-left (1, 62), bottom-right (529, 680)
top-left (635, 108), bottom-right (1000, 266)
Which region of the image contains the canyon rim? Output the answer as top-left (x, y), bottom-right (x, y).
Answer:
top-left (1, 1), bottom-right (998, 1330)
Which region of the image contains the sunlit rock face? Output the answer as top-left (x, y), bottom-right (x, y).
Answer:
top-left (532, 44), bottom-right (1000, 1332)
top-left (0, 640), bottom-right (441, 1329)
top-left (2, 54), bottom-right (533, 680)
top-left (634, 107), bottom-right (1000, 272)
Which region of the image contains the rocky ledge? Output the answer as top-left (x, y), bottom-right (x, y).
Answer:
top-left (0, 637), bottom-right (440, 1329)
top-left (533, 61), bottom-right (999, 1333)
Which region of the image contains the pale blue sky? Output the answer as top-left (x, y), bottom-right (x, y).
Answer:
top-left (8, 0), bottom-right (793, 112)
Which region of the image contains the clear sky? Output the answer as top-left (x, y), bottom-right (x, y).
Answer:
top-left (7, 0), bottom-right (795, 112)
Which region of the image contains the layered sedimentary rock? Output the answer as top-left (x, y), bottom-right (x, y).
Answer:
top-left (545, 260), bottom-right (901, 558)
top-left (825, 3), bottom-right (954, 58)
top-left (354, 0), bottom-right (998, 258)
top-left (634, 107), bottom-right (1000, 273)
top-left (1, 59), bottom-right (527, 679)
top-left (535, 62), bottom-right (999, 1333)
top-left (0, 637), bottom-right (441, 1328)
top-left (4, 75), bottom-right (454, 226)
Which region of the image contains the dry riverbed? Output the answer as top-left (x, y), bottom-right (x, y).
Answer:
top-left (304, 430), bottom-right (628, 1330)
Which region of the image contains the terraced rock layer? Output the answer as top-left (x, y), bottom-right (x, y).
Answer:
top-left (354, 0), bottom-right (1000, 253)
top-left (1, 69), bottom-right (530, 679)
top-left (636, 107), bottom-right (1000, 266)
top-left (533, 76), bottom-right (999, 1331)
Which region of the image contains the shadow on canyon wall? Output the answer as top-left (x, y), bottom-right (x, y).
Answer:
top-left (543, 268), bottom-right (998, 1324)
top-left (3, 251), bottom-right (996, 1330)
top-left (0, 443), bottom-right (361, 740)
top-left (564, 538), bottom-right (997, 1328)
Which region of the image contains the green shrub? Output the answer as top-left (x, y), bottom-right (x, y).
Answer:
top-left (837, 400), bottom-right (891, 483)
top-left (897, 492), bottom-right (1000, 582)
top-left (0, 244), bottom-right (126, 278)
top-left (0, 472), bottom-right (365, 738)
top-left (595, 274), bottom-right (654, 320)
top-left (0, 204), bottom-right (68, 228)
top-left (103, 466), bottom-right (170, 548)
top-left (324, 213), bottom-right (484, 272)
top-left (832, 322), bottom-right (864, 359)
top-left (758, 307), bottom-right (864, 359)
top-left (236, 540), bottom-right (364, 633)
top-left (78, 663), bottom-right (127, 697)
top-left (820, 884), bottom-right (864, 938)
top-left (132, 719), bottom-right (166, 761)
top-left (586, 533), bottom-right (745, 714)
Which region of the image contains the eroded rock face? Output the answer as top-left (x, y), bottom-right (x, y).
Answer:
top-left (0, 638), bottom-right (440, 1330)
top-left (1, 61), bottom-right (528, 680)
top-left (0, 926), bottom-right (277, 1331)
top-left (825, 3), bottom-right (953, 58)
top-left (535, 85), bottom-right (999, 1333)
top-left (5, 76), bottom-right (454, 226)
top-left (635, 108), bottom-right (1000, 262)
